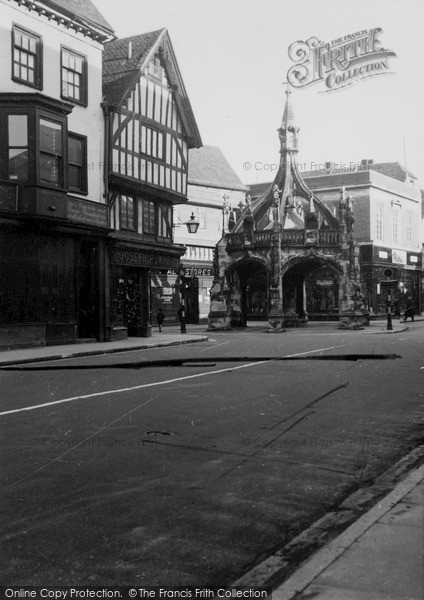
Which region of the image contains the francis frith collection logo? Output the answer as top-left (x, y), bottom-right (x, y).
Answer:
top-left (287, 28), bottom-right (396, 92)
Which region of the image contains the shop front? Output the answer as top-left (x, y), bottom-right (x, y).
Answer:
top-left (360, 244), bottom-right (422, 317)
top-left (0, 193), bottom-right (109, 349)
top-left (109, 245), bottom-right (182, 339)
top-left (150, 263), bottom-right (213, 325)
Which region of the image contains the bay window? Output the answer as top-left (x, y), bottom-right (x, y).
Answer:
top-left (68, 133), bottom-right (87, 193)
top-left (39, 118), bottom-right (64, 186)
top-left (8, 115), bottom-right (28, 181)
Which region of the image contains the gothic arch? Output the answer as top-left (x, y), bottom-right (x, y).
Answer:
top-left (281, 250), bottom-right (343, 278)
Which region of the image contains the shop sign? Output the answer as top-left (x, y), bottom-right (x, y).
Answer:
top-left (68, 197), bottom-right (108, 228)
top-left (316, 279), bottom-right (333, 286)
top-left (185, 267), bottom-right (213, 277)
top-left (392, 249), bottom-right (406, 264)
top-left (408, 254), bottom-right (421, 266)
top-left (111, 248), bottom-right (180, 269)
top-left (162, 287), bottom-right (173, 296)
top-left (287, 28), bottom-right (396, 93)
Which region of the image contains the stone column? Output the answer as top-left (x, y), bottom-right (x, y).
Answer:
top-left (207, 238), bottom-right (232, 330)
top-left (268, 225), bottom-right (285, 332)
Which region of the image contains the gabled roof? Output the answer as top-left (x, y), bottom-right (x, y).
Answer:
top-left (188, 146), bottom-right (249, 192)
top-left (40, 0), bottom-right (114, 36)
top-left (103, 29), bottom-right (202, 149)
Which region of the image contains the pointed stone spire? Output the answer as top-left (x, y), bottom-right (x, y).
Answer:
top-left (281, 83), bottom-right (295, 129)
top-left (279, 82), bottom-right (299, 155)
top-left (305, 193), bottom-right (318, 229)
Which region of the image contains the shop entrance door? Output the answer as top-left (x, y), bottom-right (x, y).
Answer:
top-left (78, 241), bottom-right (98, 339)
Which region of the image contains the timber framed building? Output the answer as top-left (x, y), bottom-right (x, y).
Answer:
top-left (102, 28), bottom-right (202, 339)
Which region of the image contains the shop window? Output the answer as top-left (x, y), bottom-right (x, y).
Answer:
top-left (8, 115), bottom-right (28, 181)
top-left (120, 195), bottom-right (135, 231)
top-left (61, 47), bottom-right (87, 105)
top-left (12, 26), bottom-right (42, 89)
top-left (68, 133), bottom-right (87, 193)
top-left (39, 118), bottom-right (64, 187)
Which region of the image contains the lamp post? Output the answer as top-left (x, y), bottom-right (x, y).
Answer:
top-left (178, 266), bottom-right (187, 333)
top-left (174, 212), bottom-right (199, 334)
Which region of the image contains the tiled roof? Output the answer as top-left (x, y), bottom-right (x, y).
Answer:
top-left (103, 29), bottom-right (202, 148)
top-left (103, 29), bottom-right (165, 80)
top-left (188, 146), bottom-right (249, 192)
top-left (41, 0), bottom-right (114, 34)
top-left (248, 161), bottom-right (417, 197)
top-left (103, 30), bottom-right (165, 105)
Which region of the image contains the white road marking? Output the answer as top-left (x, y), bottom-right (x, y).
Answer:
top-left (0, 361), bottom-right (268, 418)
top-left (0, 344), bottom-right (345, 418)
top-left (285, 345), bottom-right (346, 358)
top-left (199, 341), bottom-right (231, 353)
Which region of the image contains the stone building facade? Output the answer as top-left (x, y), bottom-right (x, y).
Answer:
top-left (208, 88), bottom-right (368, 331)
top-left (250, 162), bottom-right (423, 318)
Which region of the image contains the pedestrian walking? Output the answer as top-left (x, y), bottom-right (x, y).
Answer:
top-left (403, 301), bottom-right (414, 322)
top-left (156, 308), bottom-right (165, 332)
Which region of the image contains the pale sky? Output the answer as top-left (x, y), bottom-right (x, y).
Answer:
top-left (98, 0), bottom-right (424, 188)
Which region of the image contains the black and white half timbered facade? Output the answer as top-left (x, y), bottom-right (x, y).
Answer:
top-left (103, 29), bottom-right (202, 338)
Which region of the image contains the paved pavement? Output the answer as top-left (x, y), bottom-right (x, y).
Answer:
top-left (0, 326), bottom-right (209, 366)
top-left (274, 462), bottom-right (424, 600)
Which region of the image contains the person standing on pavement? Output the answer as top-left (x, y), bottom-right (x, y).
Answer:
top-left (156, 308), bottom-right (165, 332)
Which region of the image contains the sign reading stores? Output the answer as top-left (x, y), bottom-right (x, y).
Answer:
top-left (287, 28), bottom-right (396, 93)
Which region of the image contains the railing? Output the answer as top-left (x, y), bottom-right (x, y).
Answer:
top-left (281, 230), bottom-right (305, 244)
top-left (226, 232), bottom-right (245, 248)
top-left (318, 230), bottom-right (341, 245)
top-left (226, 229), bottom-right (341, 249)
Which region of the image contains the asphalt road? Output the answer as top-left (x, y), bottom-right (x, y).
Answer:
top-left (1, 322), bottom-right (423, 586)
